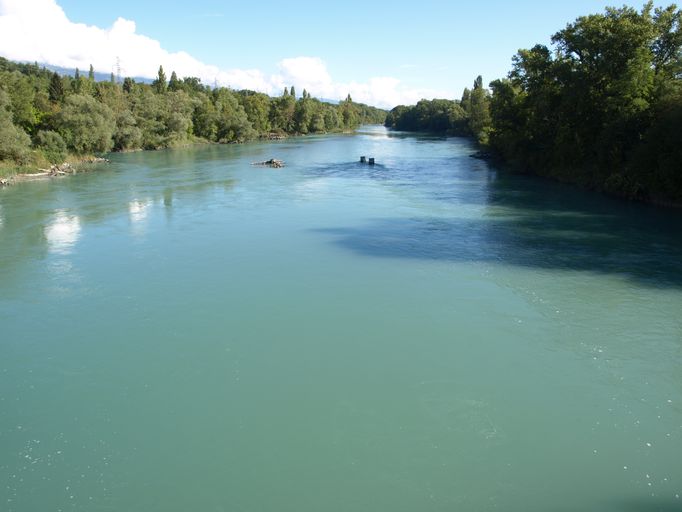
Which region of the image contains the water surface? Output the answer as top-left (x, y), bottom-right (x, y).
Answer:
top-left (1, 126), bottom-right (682, 511)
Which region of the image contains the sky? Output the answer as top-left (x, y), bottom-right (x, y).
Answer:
top-left (0, 0), bottom-right (667, 108)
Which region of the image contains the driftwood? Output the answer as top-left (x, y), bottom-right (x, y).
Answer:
top-left (266, 133), bottom-right (287, 140)
top-left (8, 158), bottom-right (111, 185)
top-left (251, 158), bottom-right (285, 168)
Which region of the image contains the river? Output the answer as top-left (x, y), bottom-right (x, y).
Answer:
top-left (1, 126), bottom-right (681, 511)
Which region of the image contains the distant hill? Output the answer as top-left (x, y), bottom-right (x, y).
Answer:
top-left (24, 63), bottom-right (346, 101)
top-left (34, 62), bottom-right (153, 84)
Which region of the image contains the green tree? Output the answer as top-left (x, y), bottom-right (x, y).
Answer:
top-left (237, 90), bottom-right (271, 133)
top-left (34, 130), bottom-right (67, 163)
top-left (56, 94), bottom-right (115, 153)
top-left (192, 93), bottom-right (218, 140)
top-left (73, 68), bottom-right (81, 93)
top-left (113, 110), bottom-right (143, 151)
top-left (0, 71), bottom-right (37, 133)
top-left (212, 88), bottom-right (255, 142)
top-left (294, 93), bottom-right (314, 133)
top-left (468, 75), bottom-right (491, 143)
top-left (122, 77), bottom-right (134, 93)
top-left (0, 89), bottom-right (31, 164)
top-left (340, 94), bottom-right (358, 130)
top-left (487, 2), bottom-right (682, 202)
top-left (270, 92), bottom-right (296, 132)
top-left (460, 88), bottom-right (472, 113)
top-left (153, 65), bottom-right (167, 94)
top-left (168, 71), bottom-right (180, 92)
top-left (48, 72), bottom-right (64, 103)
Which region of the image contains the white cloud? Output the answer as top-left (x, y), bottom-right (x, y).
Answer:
top-left (0, 0), bottom-right (451, 108)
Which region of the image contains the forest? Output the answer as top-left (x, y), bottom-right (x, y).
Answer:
top-left (385, 2), bottom-right (682, 204)
top-left (0, 59), bottom-right (386, 174)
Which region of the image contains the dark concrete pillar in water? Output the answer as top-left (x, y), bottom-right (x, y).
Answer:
top-left (360, 156), bottom-right (366, 163)
top-left (368, 158), bottom-right (375, 165)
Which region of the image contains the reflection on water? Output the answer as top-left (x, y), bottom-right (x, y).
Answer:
top-left (0, 203), bottom-right (3, 230)
top-left (129, 199), bottom-right (153, 235)
top-left (44, 209), bottom-right (81, 255)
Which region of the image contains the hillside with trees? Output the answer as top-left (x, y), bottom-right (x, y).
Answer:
top-left (0, 59), bottom-right (386, 175)
top-left (386, 2), bottom-right (682, 205)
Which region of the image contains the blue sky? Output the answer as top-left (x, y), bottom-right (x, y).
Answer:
top-left (0, 0), bottom-right (667, 107)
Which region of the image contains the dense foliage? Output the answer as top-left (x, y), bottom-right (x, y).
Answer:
top-left (488, 2), bottom-right (682, 203)
top-left (387, 2), bottom-right (682, 204)
top-left (0, 60), bottom-right (386, 171)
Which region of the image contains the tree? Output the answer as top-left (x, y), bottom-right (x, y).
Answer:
top-left (181, 77), bottom-right (204, 94)
top-left (34, 130), bottom-right (67, 163)
top-left (486, 2), bottom-right (682, 202)
top-left (211, 88), bottom-right (256, 142)
top-left (113, 110), bottom-right (142, 150)
top-left (460, 87), bottom-right (472, 113)
top-left (153, 65), bottom-right (167, 94)
top-left (48, 72), bottom-right (64, 103)
top-left (0, 71), bottom-right (37, 133)
top-left (237, 91), bottom-right (271, 133)
top-left (270, 92), bottom-right (296, 132)
top-left (340, 94), bottom-right (358, 130)
top-left (88, 64), bottom-right (94, 82)
top-left (468, 76), bottom-right (491, 143)
top-left (56, 94), bottom-right (115, 153)
top-left (290, 85), bottom-right (296, 99)
top-left (73, 68), bottom-right (81, 93)
top-left (168, 71), bottom-right (180, 92)
top-left (384, 98), bottom-right (466, 134)
top-left (0, 89), bottom-right (31, 164)
top-left (294, 94), bottom-right (313, 133)
top-left (122, 77), bottom-right (134, 94)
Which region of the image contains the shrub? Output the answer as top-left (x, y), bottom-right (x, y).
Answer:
top-left (34, 130), bottom-right (67, 163)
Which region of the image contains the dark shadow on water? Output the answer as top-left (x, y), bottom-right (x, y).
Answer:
top-left (314, 170), bottom-right (682, 288)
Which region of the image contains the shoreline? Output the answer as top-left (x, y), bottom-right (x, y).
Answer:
top-left (469, 147), bottom-right (682, 210)
top-left (0, 128), bottom-right (364, 188)
top-left (1, 156), bottom-right (110, 187)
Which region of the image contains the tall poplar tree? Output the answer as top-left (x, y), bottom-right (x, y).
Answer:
top-left (153, 66), bottom-right (167, 93)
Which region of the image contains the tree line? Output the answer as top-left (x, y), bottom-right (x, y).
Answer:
top-left (386, 2), bottom-right (682, 205)
top-left (384, 74), bottom-right (490, 142)
top-left (0, 59), bottom-right (386, 171)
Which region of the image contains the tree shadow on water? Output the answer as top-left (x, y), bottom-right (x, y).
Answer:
top-left (315, 172), bottom-right (682, 288)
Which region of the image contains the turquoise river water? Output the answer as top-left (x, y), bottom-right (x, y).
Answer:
top-left (1, 126), bottom-right (682, 511)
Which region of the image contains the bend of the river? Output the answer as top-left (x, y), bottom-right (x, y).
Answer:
top-left (1, 126), bottom-right (681, 512)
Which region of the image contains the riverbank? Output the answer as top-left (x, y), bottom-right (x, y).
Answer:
top-left (0, 156), bottom-right (110, 187)
top-left (0, 128), bottom-right (366, 188)
top-left (464, 145), bottom-right (682, 210)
